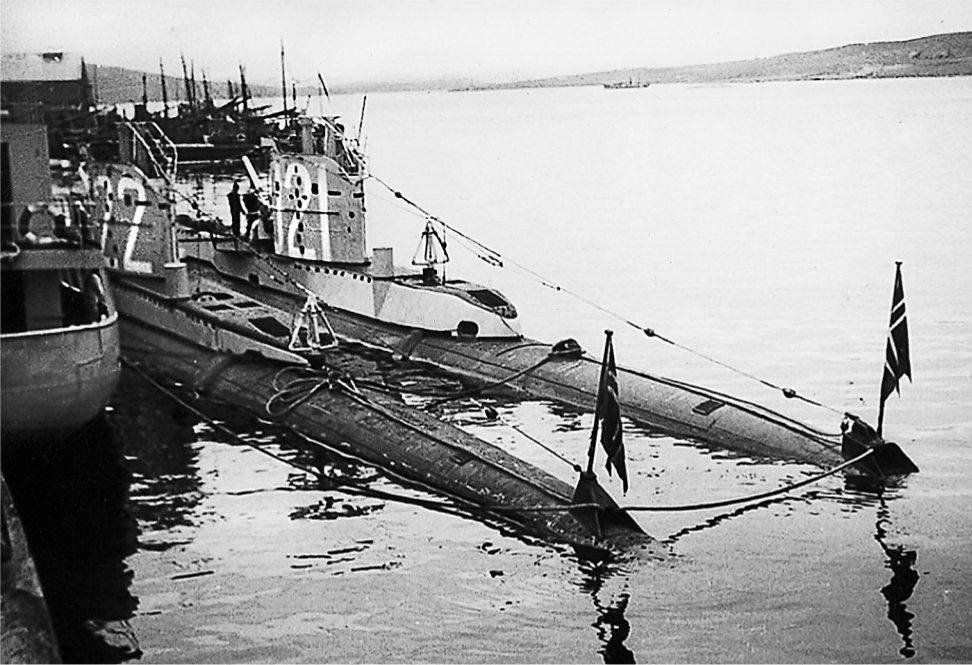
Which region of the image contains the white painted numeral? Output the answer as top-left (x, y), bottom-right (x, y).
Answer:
top-left (117, 176), bottom-right (152, 274)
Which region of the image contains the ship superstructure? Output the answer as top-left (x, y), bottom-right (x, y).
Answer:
top-left (184, 116), bottom-right (521, 339)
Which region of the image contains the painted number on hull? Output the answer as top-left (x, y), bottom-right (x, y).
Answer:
top-left (98, 174), bottom-right (152, 274)
top-left (274, 160), bottom-right (321, 260)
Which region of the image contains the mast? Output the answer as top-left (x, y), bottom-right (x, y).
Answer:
top-left (586, 331), bottom-right (613, 474)
top-left (357, 95), bottom-right (367, 139)
top-left (91, 63), bottom-right (98, 105)
top-left (141, 73), bottom-right (148, 107)
top-left (239, 64), bottom-right (249, 114)
top-left (159, 59), bottom-right (169, 117)
top-left (190, 61), bottom-right (198, 109)
top-left (202, 70), bottom-right (211, 105)
top-left (180, 53), bottom-right (191, 104)
top-left (226, 79), bottom-right (234, 99)
top-left (280, 40), bottom-right (288, 116)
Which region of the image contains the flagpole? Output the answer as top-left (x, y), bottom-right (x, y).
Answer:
top-left (586, 330), bottom-right (613, 474)
top-left (877, 394), bottom-right (887, 438)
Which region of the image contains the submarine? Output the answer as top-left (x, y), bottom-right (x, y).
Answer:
top-left (94, 117), bottom-right (917, 479)
top-left (84, 122), bottom-right (658, 559)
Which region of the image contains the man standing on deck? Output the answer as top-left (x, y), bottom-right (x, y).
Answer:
top-left (241, 187), bottom-right (262, 237)
top-left (227, 182), bottom-right (244, 236)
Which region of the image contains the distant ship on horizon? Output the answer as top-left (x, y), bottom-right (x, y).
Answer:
top-left (603, 78), bottom-right (651, 89)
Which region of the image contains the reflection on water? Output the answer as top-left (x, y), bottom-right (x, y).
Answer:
top-left (835, 476), bottom-right (921, 658)
top-left (874, 498), bottom-right (920, 659)
top-left (112, 372), bottom-right (204, 539)
top-left (594, 592), bottom-right (636, 665)
top-left (579, 562), bottom-right (637, 664)
top-left (663, 495), bottom-right (805, 544)
top-left (1, 417), bottom-right (140, 663)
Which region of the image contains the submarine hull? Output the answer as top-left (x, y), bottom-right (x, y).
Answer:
top-left (112, 276), bottom-right (659, 559)
top-left (187, 259), bottom-right (852, 471)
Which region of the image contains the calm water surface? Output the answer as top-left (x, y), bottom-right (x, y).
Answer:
top-left (21, 78), bottom-right (972, 662)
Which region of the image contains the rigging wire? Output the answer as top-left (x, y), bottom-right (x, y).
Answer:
top-left (369, 175), bottom-right (846, 416)
top-left (147, 152), bottom-right (845, 419)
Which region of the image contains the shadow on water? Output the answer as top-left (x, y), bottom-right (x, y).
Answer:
top-left (578, 561), bottom-right (637, 664)
top-left (109, 371), bottom-right (205, 540)
top-left (1, 416), bottom-right (141, 663)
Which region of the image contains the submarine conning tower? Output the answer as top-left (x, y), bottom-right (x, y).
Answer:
top-left (270, 117), bottom-right (367, 264)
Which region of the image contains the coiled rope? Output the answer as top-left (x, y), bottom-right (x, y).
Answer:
top-left (265, 365), bottom-right (360, 417)
top-left (261, 364), bottom-right (575, 502)
top-left (122, 356), bottom-right (488, 517)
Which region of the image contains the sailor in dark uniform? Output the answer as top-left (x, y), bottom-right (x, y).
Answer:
top-left (227, 182), bottom-right (244, 236)
top-left (241, 188), bottom-right (262, 237)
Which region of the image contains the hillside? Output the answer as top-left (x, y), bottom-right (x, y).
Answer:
top-left (86, 31), bottom-right (972, 102)
top-left (89, 64), bottom-right (483, 104)
top-left (89, 64), bottom-right (284, 104)
top-left (468, 31), bottom-right (972, 90)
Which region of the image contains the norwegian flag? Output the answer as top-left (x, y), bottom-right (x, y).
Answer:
top-left (878, 262), bottom-right (912, 436)
top-left (596, 334), bottom-right (628, 492)
top-left (880, 263), bottom-right (912, 402)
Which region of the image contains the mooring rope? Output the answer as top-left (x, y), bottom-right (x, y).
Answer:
top-left (123, 352), bottom-right (871, 548)
top-left (506, 421), bottom-right (583, 473)
top-left (424, 356), bottom-right (552, 409)
top-left (370, 175), bottom-right (846, 416)
top-left (485, 448), bottom-right (874, 514)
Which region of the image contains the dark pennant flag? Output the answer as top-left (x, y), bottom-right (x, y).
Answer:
top-left (597, 335), bottom-right (629, 493)
top-left (880, 262), bottom-right (912, 404)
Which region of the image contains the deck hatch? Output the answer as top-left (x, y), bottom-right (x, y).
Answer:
top-left (248, 316), bottom-right (290, 338)
top-left (692, 399), bottom-right (725, 416)
top-left (466, 289), bottom-right (509, 308)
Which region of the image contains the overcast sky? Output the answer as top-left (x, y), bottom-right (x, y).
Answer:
top-left (2, 1), bottom-right (970, 85)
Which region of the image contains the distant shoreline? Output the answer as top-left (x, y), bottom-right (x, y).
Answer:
top-left (450, 70), bottom-right (972, 93)
top-left (82, 30), bottom-right (972, 102)
top-left (455, 31), bottom-right (972, 93)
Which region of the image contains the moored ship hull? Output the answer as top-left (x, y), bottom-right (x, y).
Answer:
top-left (1, 319), bottom-right (120, 442)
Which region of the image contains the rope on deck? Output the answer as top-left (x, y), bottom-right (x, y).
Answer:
top-left (122, 356), bottom-right (479, 516)
top-left (422, 356), bottom-right (552, 409)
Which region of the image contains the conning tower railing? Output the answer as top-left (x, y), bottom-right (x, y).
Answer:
top-left (119, 122), bottom-right (178, 179)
